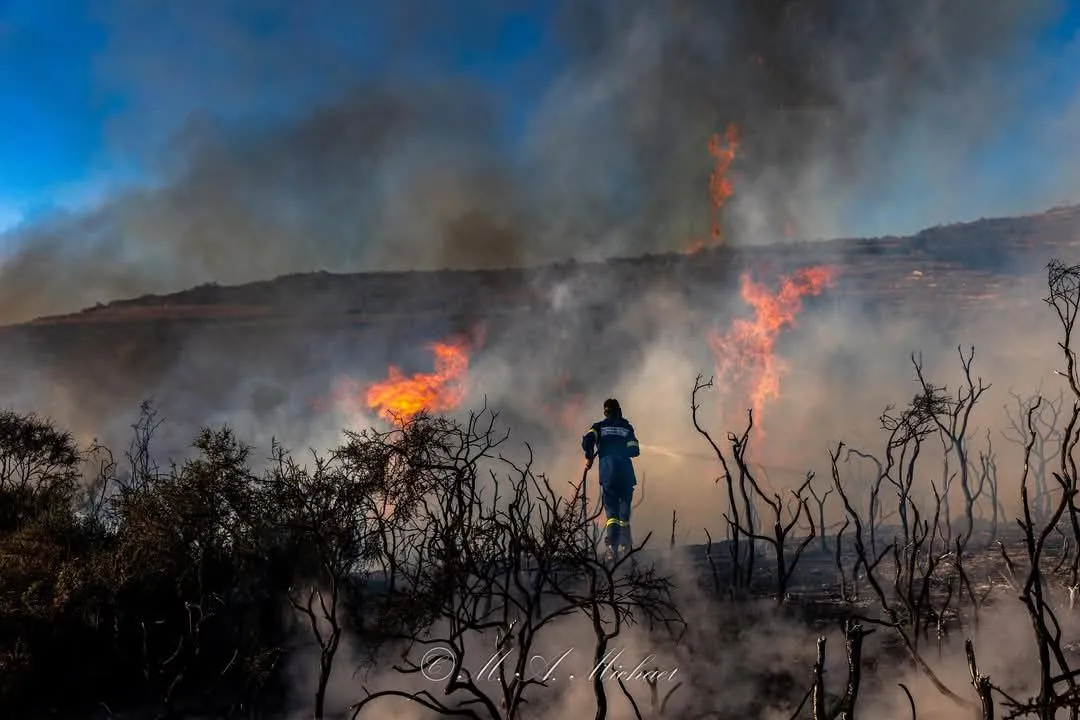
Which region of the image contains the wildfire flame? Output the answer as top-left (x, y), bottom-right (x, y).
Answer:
top-left (364, 338), bottom-right (471, 422)
top-left (686, 123), bottom-right (741, 255)
top-left (707, 265), bottom-right (838, 435)
top-left (324, 335), bottom-right (472, 425)
top-left (708, 123), bottom-right (741, 242)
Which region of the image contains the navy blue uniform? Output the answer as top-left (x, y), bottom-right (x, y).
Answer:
top-left (582, 416), bottom-right (640, 550)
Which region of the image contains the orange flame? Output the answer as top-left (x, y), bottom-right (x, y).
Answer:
top-left (318, 324), bottom-right (486, 427)
top-left (707, 265), bottom-right (837, 434)
top-left (686, 123), bottom-right (740, 255)
top-left (363, 338), bottom-right (471, 422)
top-left (684, 239), bottom-right (706, 255)
top-left (708, 123), bottom-right (740, 242)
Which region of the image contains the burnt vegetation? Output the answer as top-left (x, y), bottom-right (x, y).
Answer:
top-left (0, 403), bottom-right (685, 720)
top-left (6, 260), bottom-right (1080, 719)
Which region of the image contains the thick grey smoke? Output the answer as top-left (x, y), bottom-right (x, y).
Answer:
top-left (0, 0), bottom-right (1075, 553)
top-left (3, 5), bottom-right (1080, 719)
top-left (0, 0), bottom-right (1075, 323)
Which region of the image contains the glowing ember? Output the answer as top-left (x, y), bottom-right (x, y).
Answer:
top-left (363, 338), bottom-right (470, 422)
top-left (708, 265), bottom-right (837, 434)
top-left (686, 123), bottom-right (740, 255)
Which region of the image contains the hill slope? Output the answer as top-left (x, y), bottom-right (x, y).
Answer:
top-left (0, 205), bottom-right (1077, 445)
top-left (15, 204), bottom-right (1080, 330)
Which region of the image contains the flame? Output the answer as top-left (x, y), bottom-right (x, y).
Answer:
top-left (317, 324), bottom-right (486, 426)
top-left (708, 123), bottom-right (740, 242)
top-left (322, 336), bottom-right (472, 425)
top-left (707, 265), bottom-right (837, 435)
top-left (685, 123), bottom-right (741, 255)
top-left (684, 239), bottom-right (707, 256)
top-left (363, 338), bottom-right (471, 422)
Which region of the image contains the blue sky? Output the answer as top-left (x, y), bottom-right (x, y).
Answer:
top-left (836, 1), bottom-right (1080, 236)
top-left (0, 1), bottom-right (113, 223)
top-left (0, 0), bottom-right (561, 233)
top-left (1, 0), bottom-right (1079, 243)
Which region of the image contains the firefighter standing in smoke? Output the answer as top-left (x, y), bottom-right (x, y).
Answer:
top-left (582, 398), bottom-right (640, 559)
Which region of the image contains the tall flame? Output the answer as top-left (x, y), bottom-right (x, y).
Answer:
top-left (364, 338), bottom-right (470, 422)
top-left (686, 123), bottom-right (741, 255)
top-left (707, 265), bottom-right (837, 434)
top-left (708, 123), bottom-right (741, 243)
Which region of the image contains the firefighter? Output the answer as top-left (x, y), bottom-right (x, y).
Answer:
top-left (582, 398), bottom-right (641, 561)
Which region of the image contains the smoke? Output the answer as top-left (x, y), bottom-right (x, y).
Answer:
top-left (4, 5), bottom-right (1080, 718)
top-left (337, 553), bottom-right (1067, 719)
top-left (1, 0), bottom-right (1077, 323)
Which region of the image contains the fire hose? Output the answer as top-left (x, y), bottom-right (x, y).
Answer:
top-left (579, 461), bottom-right (605, 547)
top-left (581, 462), bottom-right (590, 523)
top-left (581, 461), bottom-right (601, 516)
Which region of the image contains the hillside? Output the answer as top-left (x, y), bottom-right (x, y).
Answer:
top-left (0, 205), bottom-right (1078, 442)
top-left (16, 204), bottom-right (1080, 331)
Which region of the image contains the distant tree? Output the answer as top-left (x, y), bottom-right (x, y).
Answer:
top-left (0, 410), bottom-right (95, 711)
top-left (0, 410), bottom-right (81, 532)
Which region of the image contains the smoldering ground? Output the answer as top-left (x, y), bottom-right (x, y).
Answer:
top-left (282, 542), bottom-right (1079, 719)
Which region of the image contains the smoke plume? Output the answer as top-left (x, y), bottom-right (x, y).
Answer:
top-left (0, 0), bottom-right (1076, 323)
